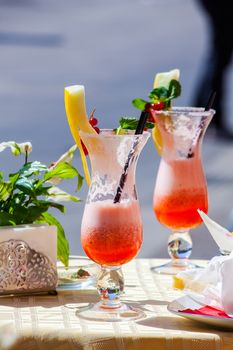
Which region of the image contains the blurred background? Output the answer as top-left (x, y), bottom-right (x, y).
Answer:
top-left (0, 0), bottom-right (233, 260)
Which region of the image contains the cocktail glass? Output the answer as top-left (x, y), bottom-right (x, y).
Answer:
top-left (152, 107), bottom-right (215, 275)
top-left (77, 129), bottom-right (149, 321)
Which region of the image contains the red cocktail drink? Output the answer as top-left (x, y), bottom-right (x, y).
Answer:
top-left (81, 200), bottom-right (142, 266)
top-left (152, 108), bottom-right (215, 274)
top-left (153, 158), bottom-right (208, 230)
top-left (78, 129), bottom-right (149, 321)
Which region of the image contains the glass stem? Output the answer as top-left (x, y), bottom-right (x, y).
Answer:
top-left (97, 266), bottom-right (124, 309)
top-left (168, 230), bottom-right (192, 266)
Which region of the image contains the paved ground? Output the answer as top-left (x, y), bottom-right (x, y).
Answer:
top-left (0, 0), bottom-right (233, 260)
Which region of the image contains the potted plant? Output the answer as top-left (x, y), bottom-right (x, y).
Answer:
top-left (0, 141), bottom-right (82, 295)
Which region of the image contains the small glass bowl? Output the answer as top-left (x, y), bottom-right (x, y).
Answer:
top-left (57, 256), bottom-right (98, 290)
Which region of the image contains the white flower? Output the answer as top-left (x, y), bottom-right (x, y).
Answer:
top-left (0, 141), bottom-right (32, 156)
top-left (18, 142), bottom-right (32, 154)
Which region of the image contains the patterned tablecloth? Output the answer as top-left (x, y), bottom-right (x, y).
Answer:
top-left (0, 258), bottom-right (233, 350)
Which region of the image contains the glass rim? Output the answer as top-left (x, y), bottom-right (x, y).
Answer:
top-left (79, 129), bottom-right (150, 139)
top-left (154, 107), bottom-right (215, 117)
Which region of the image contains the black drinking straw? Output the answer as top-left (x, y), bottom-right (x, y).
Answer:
top-left (204, 91), bottom-right (216, 111)
top-left (135, 111), bottom-right (149, 135)
top-left (113, 111), bottom-right (149, 204)
top-left (187, 91), bottom-right (216, 158)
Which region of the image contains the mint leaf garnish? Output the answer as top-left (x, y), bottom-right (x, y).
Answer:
top-left (149, 87), bottom-right (168, 101)
top-left (132, 98), bottom-right (148, 111)
top-left (116, 117), bottom-right (154, 134)
top-left (133, 79), bottom-right (182, 112)
top-left (117, 78), bottom-right (182, 134)
top-left (119, 117), bottom-right (139, 130)
top-left (167, 79), bottom-right (182, 100)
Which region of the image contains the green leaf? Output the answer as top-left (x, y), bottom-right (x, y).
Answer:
top-left (44, 162), bottom-right (83, 190)
top-left (77, 173), bottom-right (84, 190)
top-left (21, 206), bottom-right (48, 224)
top-left (0, 181), bottom-right (12, 201)
top-left (19, 161), bottom-right (48, 177)
top-left (6, 205), bottom-right (28, 225)
top-left (0, 212), bottom-right (15, 226)
top-left (47, 186), bottom-right (81, 203)
top-left (8, 173), bottom-right (19, 186)
top-left (145, 121), bottom-right (155, 128)
top-left (34, 185), bottom-right (53, 196)
top-left (116, 117), bottom-right (154, 134)
top-left (44, 162), bottom-right (78, 181)
top-left (15, 177), bottom-right (35, 197)
top-left (149, 87), bottom-right (169, 100)
top-left (38, 212), bottom-right (69, 267)
top-left (132, 98), bottom-right (148, 110)
top-left (11, 192), bottom-right (27, 206)
top-left (32, 199), bottom-right (65, 213)
top-left (131, 78), bottom-right (182, 117)
top-left (167, 79), bottom-right (182, 99)
top-left (119, 117), bottom-right (138, 130)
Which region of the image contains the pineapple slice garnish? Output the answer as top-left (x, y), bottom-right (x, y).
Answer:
top-left (64, 85), bottom-right (97, 186)
top-left (152, 69), bottom-right (180, 156)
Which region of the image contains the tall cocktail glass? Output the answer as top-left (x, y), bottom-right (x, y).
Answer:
top-left (152, 107), bottom-right (215, 275)
top-left (78, 129), bottom-right (149, 321)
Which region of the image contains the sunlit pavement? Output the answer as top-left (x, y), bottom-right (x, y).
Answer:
top-left (0, 0), bottom-right (233, 259)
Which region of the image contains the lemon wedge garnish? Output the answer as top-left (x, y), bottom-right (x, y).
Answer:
top-left (173, 274), bottom-right (208, 293)
top-left (173, 276), bottom-right (185, 290)
top-left (153, 68), bottom-right (180, 89)
top-left (152, 125), bottom-right (163, 155)
top-left (152, 69), bottom-right (180, 155)
top-left (64, 85), bottom-right (97, 186)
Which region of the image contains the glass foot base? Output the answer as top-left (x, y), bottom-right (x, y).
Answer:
top-left (151, 260), bottom-right (201, 275)
top-left (76, 302), bottom-right (145, 322)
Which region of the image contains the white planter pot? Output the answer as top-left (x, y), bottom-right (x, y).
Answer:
top-left (0, 224), bottom-right (57, 295)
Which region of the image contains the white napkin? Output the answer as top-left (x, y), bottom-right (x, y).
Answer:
top-left (220, 257), bottom-right (233, 315)
top-left (176, 252), bottom-right (233, 315)
top-left (198, 209), bottom-right (233, 253)
top-left (176, 209), bottom-right (233, 316)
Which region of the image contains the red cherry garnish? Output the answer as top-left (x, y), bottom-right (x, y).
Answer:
top-left (150, 103), bottom-right (156, 110)
top-left (81, 140), bottom-right (88, 156)
top-left (155, 101), bottom-right (165, 110)
top-left (89, 117), bottom-right (98, 127)
top-left (146, 102), bottom-right (165, 123)
top-left (145, 103), bottom-right (151, 113)
top-left (151, 101), bottom-right (165, 110)
top-left (145, 103), bottom-right (155, 122)
top-left (94, 126), bottom-right (100, 134)
top-left (146, 101), bottom-right (165, 112)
